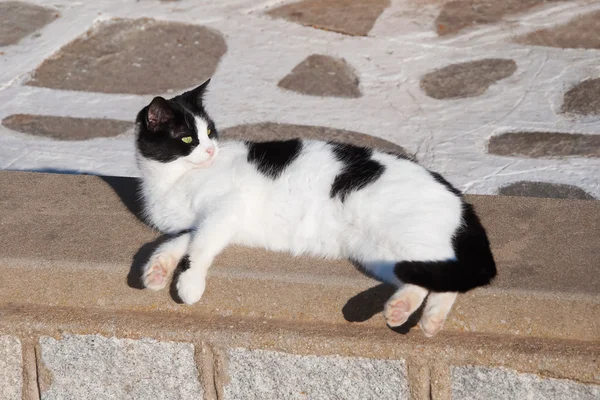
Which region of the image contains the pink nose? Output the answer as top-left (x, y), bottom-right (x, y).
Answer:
top-left (206, 147), bottom-right (215, 155)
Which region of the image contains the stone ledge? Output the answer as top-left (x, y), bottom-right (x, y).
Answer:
top-left (0, 171), bottom-right (598, 397)
top-left (0, 171), bottom-right (598, 339)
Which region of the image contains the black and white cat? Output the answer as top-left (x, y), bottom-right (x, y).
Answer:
top-left (135, 80), bottom-right (496, 337)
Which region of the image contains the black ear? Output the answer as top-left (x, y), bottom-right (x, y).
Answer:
top-left (184, 78), bottom-right (211, 107)
top-left (147, 97), bottom-right (174, 130)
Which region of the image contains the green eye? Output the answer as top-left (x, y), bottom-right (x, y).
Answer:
top-left (207, 128), bottom-right (211, 136)
top-left (181, 136), bottom-right (192, 144)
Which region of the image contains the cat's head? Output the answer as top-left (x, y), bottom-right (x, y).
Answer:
top-left (135, 79), bottom-right (218, 167)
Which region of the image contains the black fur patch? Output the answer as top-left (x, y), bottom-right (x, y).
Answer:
top-left (329, 142), bottom-right (385, 202)
top-left (393, 172), bottom-right (497, 292)
top-left (136, 101), bottom-right (198, 163)
top-left (136, 80), bottom-right (217, 163)
top-left (246, 140), bottom-right (303, 179)
top-left (177, 255), bottom-right (191, 271)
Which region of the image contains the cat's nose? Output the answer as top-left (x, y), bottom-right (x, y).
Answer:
top-left (206, 147), bottom-right (215, 156)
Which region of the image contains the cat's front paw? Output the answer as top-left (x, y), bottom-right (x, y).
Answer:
top-left (176, 269), bottom-right (206, 305)
top-left (143, 254), bottom-right (177, 291)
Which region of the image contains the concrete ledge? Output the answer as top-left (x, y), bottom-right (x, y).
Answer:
top-left (0, 171), bottom-right (598, 399)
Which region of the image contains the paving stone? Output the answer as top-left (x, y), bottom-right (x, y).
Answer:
top-left (420, 59), bottom-right (516, 99)
top-left (224, 348), bottom-right (407, 400)
top-left (266, 0), bottom-right (390, 36)
top-left (0, 336), bottom-right (22, 400)
top-left (39, 335), bottom-right (202, 400)
top-left (435, 0), bottom-right (567, 36)
top-left (562, 78), bottom-right (600, 116)
top-left (488, 131), bottom-right (600, 158)
top-left (451, 366), bottom-right (600, 400)
top-left (26, 18), bottom-right (227, 95)
top-left (278, 54), bottom-right (361, 98)
top-left (499, 181), bottom-right (595, 200)
top-left (0, 1), bottom-right (58, 46)
top-left (221, 122), bottom-right (409, 157)
top-left (2, 114), bottom-right (133, 140)
top-left (516, 10), bottom-right (600, 49)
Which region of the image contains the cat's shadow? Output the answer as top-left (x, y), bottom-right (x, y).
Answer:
top-left (342, 283), bottom-right (424, 334)
top-left (127, 233), bottom-right (187, 303)
top-left (100, 176), bottom-right (185, 303)
top-left (100, 176), bottom-right (145, 222)
top-left (101, 175), bottom-right (421, 331)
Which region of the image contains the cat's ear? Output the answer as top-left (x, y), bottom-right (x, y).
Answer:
top-left (146, 97), bottom-right (174, 130)
top-left (185, 78), bottom-right (211, 107)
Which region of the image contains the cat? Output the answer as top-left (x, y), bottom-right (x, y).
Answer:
top-left (135, 79), bottom-right (496, 337)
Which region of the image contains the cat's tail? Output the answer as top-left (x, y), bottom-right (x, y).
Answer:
top-left (393, 203), bottom-right (497, 293)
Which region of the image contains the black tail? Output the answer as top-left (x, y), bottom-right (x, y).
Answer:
top-left (394, 202), bottom-right (497, 293)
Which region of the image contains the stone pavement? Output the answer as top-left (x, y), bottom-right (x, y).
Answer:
top-left (0, 0), bottom-right (598, 199)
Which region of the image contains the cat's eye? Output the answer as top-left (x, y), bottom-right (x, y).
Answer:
top-left (207, 128), bottom-right (211, 136)
top-left (181, 136), bottom-right (192, 144)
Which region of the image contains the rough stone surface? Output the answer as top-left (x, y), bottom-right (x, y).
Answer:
top-left (266, 0), bottom-right (390, 36)
top-left (420, 59), bottom-right (516, 99)
top-left (451, 366), bottom-right (600, 400)
top-left (0, 1), bottom-right (58, 46)
top-left (2, 114), bottom-right (133, 140)
top-left (488, 131), bottom-right (600, 158)
top-left (516, 10), bottom-right (600, 49)
top-left (224, 348), bottom-right (407, 400)
top-left (0, 336), bottom-right (22, 400)
top-left (562, 78), bottom-right (600, 116)
top-left (1, 172), bottom-right (600, 343)
top-left (435, 0), bottom-right (565, 36)
top-left (26, 18), bottom-right (227, 94)
top-left (278, 54), bottom-right (361, 98)
top-left (221, 122), bottom-right (409, 157)
top-left (499, 181), bottom-right (595, 200)
top-left (39, 334), bottom-right (202, 400)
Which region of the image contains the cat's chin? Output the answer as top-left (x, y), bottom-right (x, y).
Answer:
top-left (185, 158), bottom-right (214, 169)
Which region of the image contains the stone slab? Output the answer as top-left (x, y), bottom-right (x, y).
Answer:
top-left (0, 1), bottom-right (58, 46)
top-left (39, 334), bottom-right (202, 400)
top-left (266, 0), bottom-right (390, 37)
top-left (516, 10), bottom-right (600, 49)
top-left (488, 131), bottom-right (600, 158)
top-left (435, 0), bottom-right (568, 36)
top-left (0, 336), bottom-right (22, 400)
top-left (2, 114), bottom-right (133, 140)
top-left (562, 78), bottom-right (600, 116)
top-left (420, 59), bottom-right (516, 99)
top-left (0, 172), bottom-right (599, 343)
top-left (224, 348), bottom-right (407, 400)
top-left (278, 54), bottom-right (361, 98)
top-left (26, 18), bottom-right (226, 95)
top-left (499, 181), bottom-right (595, 200)
top-left (451, 366), bottom-right (600, 400)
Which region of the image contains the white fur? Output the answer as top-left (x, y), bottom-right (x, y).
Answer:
top-left (136, 116), bottom-right (463, 335)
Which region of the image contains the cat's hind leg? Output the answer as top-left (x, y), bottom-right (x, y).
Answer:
top-left (419, 291), bottom-right (457, 337)
top-left (384, 284), bottom-right (428, 327)
top-left (143, 232), bottom-right (191, 290)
